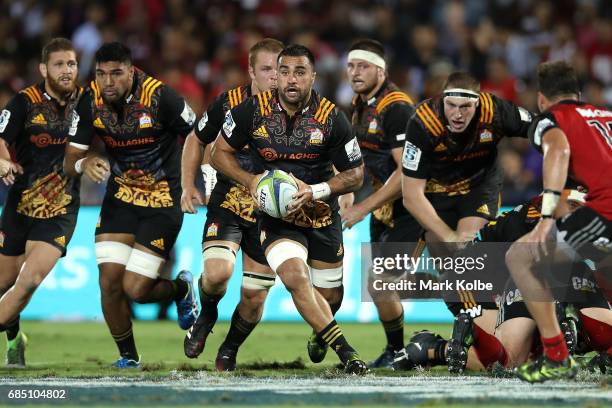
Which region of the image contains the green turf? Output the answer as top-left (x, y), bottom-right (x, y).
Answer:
top-left (1, 322), bottom-right (609, 408)
top-left (0, 321), bottom-right (452, 378)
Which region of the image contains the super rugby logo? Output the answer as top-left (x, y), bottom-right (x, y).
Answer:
top-left (197, 112), bottom-right (208, 132)
top-left (223, 111), bottom-right (236, 137)
top-left (30, 134), bottom-right (67, 148)
top-left (0, 109), bottom-right (10, 133)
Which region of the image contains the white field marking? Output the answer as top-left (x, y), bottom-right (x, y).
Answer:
top-left (0, 375), bottom-right (610, 403)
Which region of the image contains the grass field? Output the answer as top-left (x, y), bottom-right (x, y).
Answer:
top-left (0, 321), bottom-right (610, 407)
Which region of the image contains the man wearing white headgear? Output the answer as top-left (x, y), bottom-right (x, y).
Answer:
top-left (400, 71), bottom-right (534, 373)
top-left (337, 39), bottom-right (416, 369)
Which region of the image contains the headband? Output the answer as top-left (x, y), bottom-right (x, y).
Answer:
top-left (443, 88), bottom-right (480, 100)
top-left (566, 189), bottom-right (586, 204)
top-left (348, 50), bottom-right (386, 70)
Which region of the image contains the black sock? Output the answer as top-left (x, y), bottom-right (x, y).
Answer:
top-left (6, 317), bottom-right (20, 341)
top-left (317, 320), bottom-right (356, 364)
top-left (197, 280), bottom-right (224, 326)
top-left (172, 278), bottom-right (189, 301)
top-left (382, 312), bottom-right (404, 352)
top-left (112, 326), bottom-right (139, 361)
top-left (221, 308), bottom-right (259, 351)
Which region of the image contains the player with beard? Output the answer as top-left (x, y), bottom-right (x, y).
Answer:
top-left (211, 44), bottom-right (367, 374)
top-left (400, 72), bottom-right (533, 373)
top-left (181, 38), bottom-right (283, 371)
top-left (64, 42), bottom-right (198, 368)
top-left (0, 38), bottom-right (82, 367)
top-left (337, 39), bottom-right (415, 368)
top-left (506, 61), bottom-right (612, 382)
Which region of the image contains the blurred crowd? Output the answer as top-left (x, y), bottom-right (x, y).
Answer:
top-left (0, 0), bottom-right (610, 206)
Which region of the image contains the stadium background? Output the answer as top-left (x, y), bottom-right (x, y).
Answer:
top-left (0, 0), bottom-right (610, 322)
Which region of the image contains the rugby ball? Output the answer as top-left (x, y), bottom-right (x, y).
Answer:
top-left (256, 170), bottom-right (299, 218)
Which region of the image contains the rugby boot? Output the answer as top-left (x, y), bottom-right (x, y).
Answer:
top-left (393, 330), bottom-right (447, 371)
top-left (344, 353), bottom-right (369, 375)
top-left (515, 355), bottom-right (578, 383)
top-left (369, 345), bottom-right (397, 369)
top-left (586, 351), bottom-right (612, 374)
top-left (176, 270), bottom-right (199, 330)
top-left (447, 313), bottom-right (474, 374)
top-left (183, 298), bottom-right (219, 360)
top-left (111, 356), bottom-right (141, 369)
top-left (556, 303), bottom-right (578, 353)
top-left (5, 332), bottom-right (27, 368)
top-left (215, 345), bottom-right (238, 372)
top-left (307, 331), bottom-right (329, 363)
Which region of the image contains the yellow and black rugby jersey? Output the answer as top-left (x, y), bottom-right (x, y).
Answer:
top-left (0, 83), bottom-right (83, 218)
top-left (351, 81), bottom-right (414, 225)
top-left (220, 89), bottom-right (362, 213)
top-left (71, 68), bottom-right (195, 208)
top-left (402, 93), bottom-right (533, 194)
top-left (475, 194), bottom-right (546, 244)
top-left (194, 84), bottom-right (263, 190)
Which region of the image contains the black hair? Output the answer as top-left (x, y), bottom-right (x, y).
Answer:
top-left (95, 42), bottom-right (132, 65)
top-left (537, 61), bottom-right (580, 99)
top-left (278, 44), bottom-right (315, 68)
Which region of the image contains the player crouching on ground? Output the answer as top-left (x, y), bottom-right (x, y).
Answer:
top-left (394, 189), bottom-right (612, 375)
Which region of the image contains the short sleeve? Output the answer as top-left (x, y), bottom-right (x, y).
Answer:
top-left (494, 96), bottom-right (533, 138)
top-left (159, 86), bottom-right (196, 138)
top-left (528, 111), bottom-right (558, 153)
top-left (0, 93), bottom-right (27, 145)
top-left (220, 101), bottom-right (255, 151)
top-left (328, 110), bottom-right (363, 171)
top-left (69, 92), bottom-right (94, 149)
top-left (401, 118), bottom-right (433, 178)
top-left (381, 103), bottom-right (415, 149)
top-left (194, 94), bottom-right (226, 145)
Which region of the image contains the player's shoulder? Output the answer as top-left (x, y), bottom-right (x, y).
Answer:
top-left (19, 83), bottom-right (44, 104)
top-left (88, 80), bottom-right (105, 107)
top-left (477, 91), bottom-right (497, 125)
top-left (552, 100), bottom-right (611, 117)
top-left (312, 93), bottom-right (339, 125)
top-left (138, 71), bottom-right (165, 108)
top-left (247, 89), bottom-right (274, 117)
top-left (413, 97), bottom-right (445, 137)
top-left (224, 85), bottom-right (250, 109)
top-left (375, 83), bottom-right (414, 114)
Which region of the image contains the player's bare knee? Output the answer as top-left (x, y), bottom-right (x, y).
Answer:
top-left (277, 260), bottom-right (310, 293)
top-left (239, 289), bottom-right (267, 320)
top-left (203, 259), bottom-right (233, 287)
top-left (122, 268), bottom-right (157, 303)
top-left (240, 285), bottom-right (269, 306)
top-left (202, 245), bottom-right (236, 287)
top-left (505, 242), bottom-right (530, 273)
